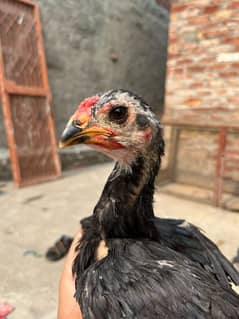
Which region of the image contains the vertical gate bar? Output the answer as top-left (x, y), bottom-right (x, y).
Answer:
top-left (34, 4), bottom-right (61, 176)
top-left (0, 40), bottom-right (21, 185)
top-left (34, 4), bottom-right (50, 93)
top-left (214, 128), bottom-right (226, 207)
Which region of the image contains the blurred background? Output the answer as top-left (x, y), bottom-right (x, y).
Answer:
top-left (0, 0), bottom-right (169, 180)
top-left (0, 0), bottom-right (238, 318)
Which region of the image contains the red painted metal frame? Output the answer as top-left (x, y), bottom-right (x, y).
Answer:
top-left (163, 120), bottom-right (239, 207)
top-left (5, 81), bottom-right (46, 96)
top-left (34, 3), bottom-right (60, 178)
top-left (0, 40), bottom-right (21, 184)
top-left (0, 0), bottom-right (61, 186)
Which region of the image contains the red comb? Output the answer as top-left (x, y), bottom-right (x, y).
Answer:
top-left (77, 96), bottom-right (100, 112)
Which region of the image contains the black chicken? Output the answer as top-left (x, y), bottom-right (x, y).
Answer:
top-left (60, 89), bottom-right (239, 318)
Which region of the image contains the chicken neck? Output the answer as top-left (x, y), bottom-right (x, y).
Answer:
top-left (93, 144), bottom-right (162, 240)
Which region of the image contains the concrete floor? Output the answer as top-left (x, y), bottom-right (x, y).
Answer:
top-left (0, 162), bottom-right (239, 319)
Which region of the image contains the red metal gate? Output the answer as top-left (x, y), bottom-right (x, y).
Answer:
top-left (0, 0), bottom-right (61, 186)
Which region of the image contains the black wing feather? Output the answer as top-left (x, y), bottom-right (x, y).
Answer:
top-left (155, 217), bottom-right (239, 287)
top-left (76, 239), bottom-right (239, 319)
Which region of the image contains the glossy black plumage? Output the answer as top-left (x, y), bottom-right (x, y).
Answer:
top-left (60, 89), bottom-right (239, 318)
top-left (72, 158), bottom-right (239, 318)
top-left (74, 158), bottom-right (239, 289)
top-left (75, 239), bottom-right (239, 319)
top-left (75, 215), bottom-right (239, 289)
top-left (155, 218), bottom-right (239, 287)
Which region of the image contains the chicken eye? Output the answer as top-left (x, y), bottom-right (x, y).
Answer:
top-left (108, 106), bottom-right (128, 124)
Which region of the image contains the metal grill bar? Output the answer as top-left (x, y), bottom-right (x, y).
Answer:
top-left (0, 0), bottom-right (43, 87)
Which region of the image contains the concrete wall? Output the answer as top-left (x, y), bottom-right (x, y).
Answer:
top-left (0, 0), bottom-right (169, 179)
top-left (39, 0), bottom-right (169, 137)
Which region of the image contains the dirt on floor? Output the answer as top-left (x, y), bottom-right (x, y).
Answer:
top-left (0, 163), bottom-right (239, 319)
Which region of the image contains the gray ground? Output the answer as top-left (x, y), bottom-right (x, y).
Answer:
top-left (0, 163), bottom-right (239, 319)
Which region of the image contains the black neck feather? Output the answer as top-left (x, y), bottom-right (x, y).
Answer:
top-left (73, 130), bottom-right (164, 276)
top-left (93, 149), bottom-right (161, 240)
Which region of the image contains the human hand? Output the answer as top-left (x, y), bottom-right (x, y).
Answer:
top-left (57, 230), bottom-right (83, 319)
